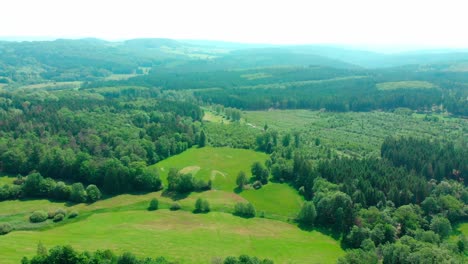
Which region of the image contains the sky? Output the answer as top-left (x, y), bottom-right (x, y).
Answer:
top-left (2, 0), bottom-right (468, 48)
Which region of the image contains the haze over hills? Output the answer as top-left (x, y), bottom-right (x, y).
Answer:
top-left (2, 37), bottom-right (468, 70)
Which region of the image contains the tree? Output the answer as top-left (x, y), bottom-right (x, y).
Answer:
top-left (22, 173), bottom-right (44, 197)
top-left (251, 162), bottom-right (269, 184)
top-left (297, 201), bottom-right (316, 227)
top-left (236, 171), bottom-right (247, 190)
top-left (430, 216), bottom-right (452, 238)
top-left (199, 130), bottom-right (207, 147)
top-left (86, 184), bottom-right (101, 203)
top-left (70, 183), bottom-right (87, 203)
top-left (337, 249), bottom-right (378, 264)
top-left (53, 181), bottom-right (71, 201)
top-left (133, 170), bottom-right (162, 192)
top-left (37, 241), bottom-right (47, 256)
top-left (148, 198), bottom-right (159, 211)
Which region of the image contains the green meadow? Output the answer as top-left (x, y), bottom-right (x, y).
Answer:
top-left (0, 210), bottom-right (343, 264)
top-left (0, 147), bottom-right (332, 263)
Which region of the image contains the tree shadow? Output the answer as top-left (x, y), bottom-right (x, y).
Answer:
top-left (161, 190), bottom-right (189, 201)
top-left (233, 186), bottom-right (243, 194)
top-left (297, 223), bottom-right (342, 240)
top-left (192, 209), bottom-right (210, 214)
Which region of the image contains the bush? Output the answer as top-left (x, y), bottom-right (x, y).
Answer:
top-left (56, 208), bottom-right (67, 216)
top-left (53, 213), bottom-right (65, 222)
top-left (194, 198), bottom-right (210, 213)
top-left (68, 211), bottom-right (79, 218)
top-left (233, 202), bottom-right (256, 218)
top-left (252, 181), bottom-right (262, 190)
top-left (0, 222), bottom-right (13, 235)
top-left (170, 202), bottom-right (181, 211)
top-left (30, 210), bottom-right (48, 223)
top-left (148, 198), bottom-right (159, 211)
top-left (47, 210), bottom-right (57, 219)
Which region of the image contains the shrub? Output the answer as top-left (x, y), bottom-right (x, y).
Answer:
top-left (148, 198), bottom-right (159, 211)
top-left (252, 181), bottom-right (262, 190)
top-left (53, 213), bottom-right (65, 222)
top-left (233, 202), bottom-right (256, 218)
top-left (56, 208), bottom-right (67, 216)
top-left (30, 211), bottom-right (48, 223)
top-left (47, 210), bottom-right (57, 219)
top-left (194, 198), bottom-right (210, 213)
top-left (68, 211), bottom-right (79, 218)
top-left (0, 222), bottom-right (13, 235)
top-left (170, 202), bottom-right (181, 211)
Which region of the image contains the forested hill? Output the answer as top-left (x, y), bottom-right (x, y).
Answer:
top-left (3, 38), bottom-right (468, 84)
top-left (1, 38), bottom-right (467, 116)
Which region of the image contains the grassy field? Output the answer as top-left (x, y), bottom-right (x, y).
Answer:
top-left (244, 110), bottom-right (467, 158)
top-left (150, 147), bottom-right (303, 220)
top-left (376, 81), bottom-right (438, 90)
top-left (0, 147), bottom-right (334, 263)
top-left (0, 210), bottom-right (343, 264)
top-left (0, 176), bottom-right (15, 185)
top-left (150, 147), bottom-right (269, 191)
top-left (239, 183), bottom-right (303, 220)
top-left (18, 81), bottom-right (82, 90)
top-left (202, 110), bottom-right (231, 124)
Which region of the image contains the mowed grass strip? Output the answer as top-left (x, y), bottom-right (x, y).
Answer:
top-left (0, 210), bottom-right (344, 264)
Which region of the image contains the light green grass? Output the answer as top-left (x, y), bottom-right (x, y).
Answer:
top-left (202, 110), bottom-right (231, 124)
top-left (0, 210), bottom-right (344, 264)
top-left (0, 176), bottom-right (15, 185)
top-left (241, 73), bottom-right (273, 80)
top-left (150, 147), bottom-right (303, 219)
top-left (456, 223), bottom-right (468, 236)
top-left (18, 81), bottom-right (82, 90)
top-left (376, 81), bottom-right (438, 90)
top-left (239, 183), bottom-right (303, 220)
top-left (150, 147), bottom-right (269, 191)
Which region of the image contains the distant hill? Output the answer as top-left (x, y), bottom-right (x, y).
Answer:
top-left (2, 37), bottom-right (468, 86)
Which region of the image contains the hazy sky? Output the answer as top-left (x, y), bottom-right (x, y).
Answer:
top-left (2, 0), bottom-right (467, 47)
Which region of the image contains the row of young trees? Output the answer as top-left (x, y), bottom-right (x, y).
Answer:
top-left (0, 172), bottom-right (102, 203)
top-left (22, 243), bottom-right (274, 264)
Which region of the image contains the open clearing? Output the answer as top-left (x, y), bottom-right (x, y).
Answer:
top-left (150, 147), bottom-right (303, 219)
top-left (0, 210), bottom-right (344, 264)
top-left (151, 147), bottom-right (269, 191)
top-left (376, 81), bottom-right (438, 90)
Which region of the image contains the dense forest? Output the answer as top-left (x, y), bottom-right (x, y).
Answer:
top-left (0, 38), bottom-right (466, 263)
